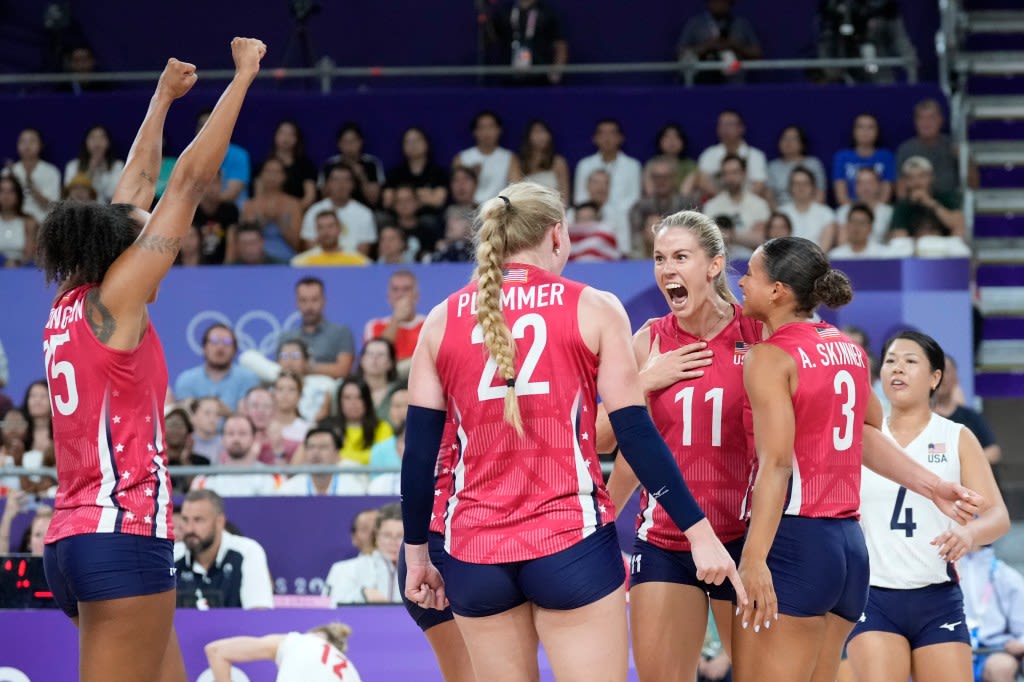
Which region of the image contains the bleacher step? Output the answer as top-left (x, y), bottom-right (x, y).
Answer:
top-left (978, 339), bottom-right (1024, 367)
top-left (967, 95), bottom-right (1024, 120)
top-left (966, 10), bottom-right (1024, 33)
top-left (957, 51), bottom-right (1024, 75)
top-left (974, 189), bottom-right (1024, 213)
top-left (978, 285), bottom-right (1024, 314)
top-left (972, 140), bottom-right (1024, 165)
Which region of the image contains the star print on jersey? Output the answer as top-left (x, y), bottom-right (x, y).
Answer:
top-left (434, 489), bottom-right (442, 497)
top-left (144, 416), bottom-right (151, 423)
top-left (581, 432), bottom-right (589, 441)
top-left (112, 415), bottom-right (121, 424)
top-left (143, 516), bottom-right (152, 524)
top-left (115, 443), bottom-right (125, 453)
top-left (125, 511), bottom-right (135, 521)
top-left (121, 471), bottom-right (130, 479)
top-left (145, 489), bottom-right (154, 497)
top-left (599, 505), bottom-right (607, 514)
top-left (147, 444), bottom-right (154, 451)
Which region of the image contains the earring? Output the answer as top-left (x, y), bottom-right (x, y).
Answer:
top-left (554, 247), bottom-right (561, 256)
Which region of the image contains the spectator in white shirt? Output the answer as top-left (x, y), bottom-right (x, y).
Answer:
top-left (277, 427), bottom-right (367, 496)
top-left (189, 415), bottom-right (277, 497)
top-left (829, 203), bottom-right (895, 260)
top-left (300, 163), bottom-right (376, 255)
top-left (573, 119), bottom-right (642, 252)
top-left (696, 110), bottom-right (767, 196)
top-left (454, 111), bottom-right (513, 204)
top-left (778, 166), bottom-right (838, 250)
top-left (9, 128), bottom-right (61, 223)
top-left (324, 503), bottom-right (403, 605)
top-left (835, 167), bottom-right (893, 244)
top-left (702, 154), bottom-right (769, 257)
top-left (63, 125), bottom-right (124, 204)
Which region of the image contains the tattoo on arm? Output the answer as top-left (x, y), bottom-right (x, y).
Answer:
top-left (85, 288), bottom-right (117, 344)
top-left (135, 234), bottom-right (182, 254)
top-left (139, 170), bottom-right (156, 185)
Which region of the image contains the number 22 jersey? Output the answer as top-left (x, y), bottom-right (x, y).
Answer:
top-left (42, 284), bottom-right (174, 543)
top-left (435, 263), bottom-right (614, 564)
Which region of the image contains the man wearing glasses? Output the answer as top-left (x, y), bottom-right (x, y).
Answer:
top-left (173, 323), bottom-right (260, 416)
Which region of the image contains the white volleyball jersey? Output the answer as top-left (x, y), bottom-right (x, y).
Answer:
top-left (275, 632), bottom-right (363, 682)
top-left (859, 413), bottom-right (963, 589)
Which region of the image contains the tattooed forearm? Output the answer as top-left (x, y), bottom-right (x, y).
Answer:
top-left (136, 234), bottom-right (182, 254)
top-left (85, 288), bottom-right (117, 343)
top-left (139, 169), bottom-right (156, 185)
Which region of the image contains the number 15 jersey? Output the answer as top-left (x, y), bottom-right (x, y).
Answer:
top-left (435, 263), bottom-right (614, 564)
top-left (42, 284), bottom-right (174, 543)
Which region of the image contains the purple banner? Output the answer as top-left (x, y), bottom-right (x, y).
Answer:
top-left (0, 607), bottom-right (647, 681)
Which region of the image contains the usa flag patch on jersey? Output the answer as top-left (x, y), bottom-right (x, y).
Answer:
top-left (503, 268), bottom-right (528, 283)
top-left (928, 442), bottom-right (947, 455)
top-left (734, 341), bottom-right (750, 356)
top-left (815, 326), bottom-right (841, 339)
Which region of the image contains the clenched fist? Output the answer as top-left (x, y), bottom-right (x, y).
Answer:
top-left (231, 37), bottom-right (267, 78)
top-left (156, 58), bottom-right (198, 102)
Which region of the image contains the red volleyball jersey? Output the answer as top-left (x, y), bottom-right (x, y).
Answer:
top-left (744, 322), bottom-right (870, 520)
top-left (435, 263), bottom-right (614, 563)
top-left (638, 306), bottom-right (761, 551)
top-left (42, 285), bottom-right (174, 543)
top-left (428, 419), bottom-right (458, 536)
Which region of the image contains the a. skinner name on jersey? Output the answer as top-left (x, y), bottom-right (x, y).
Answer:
top-left (456, 283), bottom-right (566, 317)
top-left (795, 341), bottom-right (866, 369)
top-left (45, 298), bottom-right (84, 331)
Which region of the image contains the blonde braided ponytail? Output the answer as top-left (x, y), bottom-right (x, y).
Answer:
top-left (472, 182), bottom-right (565, 436)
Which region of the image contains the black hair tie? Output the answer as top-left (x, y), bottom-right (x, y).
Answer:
top-left (498, 195), bottom-right (511, 209)
top-left (505, 377), bottom-right (516, 387)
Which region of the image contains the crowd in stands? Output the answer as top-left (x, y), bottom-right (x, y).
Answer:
top-left (0, 95), bottom-right (974, 270)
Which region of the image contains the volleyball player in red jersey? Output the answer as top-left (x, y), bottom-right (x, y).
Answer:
top-left (36, 39), bottom-right (266, 682)
top-left (598, 210), bottom-right (762, 681)
top-left (401, 182), bottom-right (746, 682)
top-left (733, 237), bottom-right (983, 682)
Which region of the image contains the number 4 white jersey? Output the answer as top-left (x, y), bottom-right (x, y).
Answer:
top-left (275, 632), bottom-right (363, 682)
top-left (860, 413), bottom-right (963, 589)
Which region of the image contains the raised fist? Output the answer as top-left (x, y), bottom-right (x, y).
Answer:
top-left (156, 58), bottom-right (198, 101)
top-left (231, 37), bottom-right (267, 78)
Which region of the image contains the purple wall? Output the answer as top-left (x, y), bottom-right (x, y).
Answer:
top-left (1, 607), bottom-right (616, 681)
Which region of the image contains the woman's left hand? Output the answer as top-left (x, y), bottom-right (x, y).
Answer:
top-left (931, 524), bottom-right (975, 563)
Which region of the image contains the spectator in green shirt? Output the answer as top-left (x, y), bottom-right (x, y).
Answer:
top-left (890, 155), bottom-right (965, 239)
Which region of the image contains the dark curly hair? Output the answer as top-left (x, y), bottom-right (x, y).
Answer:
top-left (36, 201), bottom-right (142, 286)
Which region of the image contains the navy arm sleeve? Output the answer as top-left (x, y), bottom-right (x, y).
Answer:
top-left (400, 405), bottom-right (448, 545)
top-left (608, 405), bottom-right (706, 533)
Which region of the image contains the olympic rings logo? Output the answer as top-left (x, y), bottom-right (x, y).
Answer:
top-left (0, 668), bottom-right (30, 682)
top-left (185, 310), bottom-right (302, 358)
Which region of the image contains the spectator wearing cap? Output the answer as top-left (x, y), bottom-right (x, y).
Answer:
top-left (890, 156), bottom-right (965, 239)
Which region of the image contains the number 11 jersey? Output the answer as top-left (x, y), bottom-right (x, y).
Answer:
top-left (435, 263), bottom-right (614, 564)
top-left (42, 284), bottom-right (174, 543)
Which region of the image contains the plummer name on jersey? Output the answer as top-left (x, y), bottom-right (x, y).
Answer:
top-left (455, 283), bottom-right (566, 318)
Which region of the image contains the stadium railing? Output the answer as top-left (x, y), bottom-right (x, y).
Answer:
top-left (0, 56), bottom-right (918, 92)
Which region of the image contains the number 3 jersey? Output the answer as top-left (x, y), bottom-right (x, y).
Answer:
top-left (638, 306), bottom-right (761, 552)
top-left (860, 414), bottom-right (963, 589)
top-left (43, 284), bottom-right (174, 543)
top-left (435, 263), bottom-right (614, 564)
top-left (746, 322), bottom-right (870, 520)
